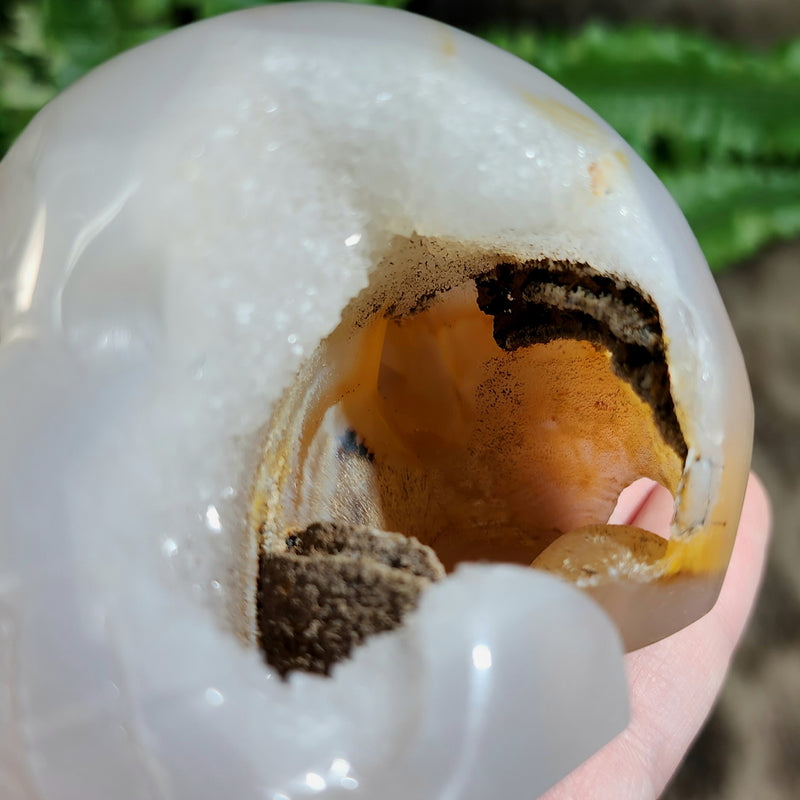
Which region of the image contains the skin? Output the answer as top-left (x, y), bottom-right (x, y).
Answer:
top-left (542, 473), bottom-right (771, 799)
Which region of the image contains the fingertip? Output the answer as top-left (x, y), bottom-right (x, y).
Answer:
top-left (607, 477), bottom-right (658, 525)
top-left (629, 482), bottom-right (674, 538)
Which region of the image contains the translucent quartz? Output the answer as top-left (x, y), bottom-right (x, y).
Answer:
top-left (0, 3), bottom-right (750, 798)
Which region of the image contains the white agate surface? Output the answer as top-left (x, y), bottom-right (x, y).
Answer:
top-left (0, 2), bottom-right (753, 797)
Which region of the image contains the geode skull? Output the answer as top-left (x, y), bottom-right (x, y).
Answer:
top-left (0, 3), bottom-right (752, 799)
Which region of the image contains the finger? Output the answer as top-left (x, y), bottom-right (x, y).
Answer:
top-left (628, 481), bottom-right (675, 539)
top-left (607, 478), bottom-right (660, 526)
top-left (540, 473), bottom-right (771, 800)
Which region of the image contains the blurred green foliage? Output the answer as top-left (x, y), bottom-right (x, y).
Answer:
top-left (2, 0), bottom-right (799, 270)
top-left (492, 26), bottom-right (800, 270)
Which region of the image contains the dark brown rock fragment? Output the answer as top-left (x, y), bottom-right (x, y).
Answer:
top-left (257, 521), bottom-right (445, 677)
top-left (475, 259), bottom-right (688, 461)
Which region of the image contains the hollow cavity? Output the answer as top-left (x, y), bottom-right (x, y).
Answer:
top-left (251, 239), bottom-right (688, 673)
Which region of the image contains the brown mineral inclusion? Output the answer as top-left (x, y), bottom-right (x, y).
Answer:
top-left (253, 243), bottom-right (688, 676)
top-left (258, 522), bottom-right (444, 676)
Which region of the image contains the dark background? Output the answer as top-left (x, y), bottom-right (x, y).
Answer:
top-left (153, 0), bottom-right (800, 44)
top-left (412, 0), bottom-right (800, 46)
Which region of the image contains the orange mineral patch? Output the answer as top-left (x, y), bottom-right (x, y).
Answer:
top-left (589, 152), bottom-right (628, 197)
top-left (336, 293), bottom-right (682, 571)
top-left (253, 245), bottom-right (689, 644)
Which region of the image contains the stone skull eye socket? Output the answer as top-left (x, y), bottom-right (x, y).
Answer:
top-left (251, 237), bottom-right (687, 676)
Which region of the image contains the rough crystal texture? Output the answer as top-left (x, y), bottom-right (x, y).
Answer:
top-left (258, 521), bottom-right (444, 676)
top-left (0, 2), bottom-right (751, 797)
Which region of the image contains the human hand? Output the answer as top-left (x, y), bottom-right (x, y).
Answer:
top-left (541, 473), bottom-right (771, 800)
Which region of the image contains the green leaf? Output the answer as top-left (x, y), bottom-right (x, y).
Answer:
top-left (0, 45), bottom-right (56, 106)
top-left (185, 0), bottom-right (410, 21)
top-left (487, 24), bottom-right (800, 269)
top-left (662, 165), bottom-right (800, 270)
top-left (40, 0), bottom-right (121, 87)
top-left (120, 0), bottom-right (174, 26)
top-left (487, 25), bottom-right (800, 167)
top-left (186, 0), bottom-right (267, 18)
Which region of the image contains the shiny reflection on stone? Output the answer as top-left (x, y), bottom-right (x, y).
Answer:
top-left (204, 505), bottom-right (222, 533)
top-left (204, 687), bottom-right (224, 707)
top-left (161, 538), bottom-right (178, 558)
top-left (329, 758), bottom-right (358, 790)
top-left (13, 205), bottom-right (46, 315)
top-left (471, 644), bottom-right (492, 671)
top-left (304, 772), bottom-right (326, 793)
top-left (444, 635), bottom-right (495, 796)
top-left (344, 233), bottom-right (361, 247)
top-left (91, 327), bottom-right (134, 355)
top-left (329, 758), bottom-right (350, 778)
top-left (56, 181), bottom-right (140, 327)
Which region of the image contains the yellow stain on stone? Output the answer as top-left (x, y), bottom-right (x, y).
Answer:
top-left (588, 159), bottom-right (608, 197)
top-left (661, 521), bottom-right (730, 577)
top-left (613, 149), bottom-right (630, 170)
top-left (588, 150), bottom-right (633, 197)
top-left (439, 29), bottom-right (456, 58)
top-left (520, 90), bottom-right (608, 146)
top-left (659, 461), bottom-right (743, 578)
